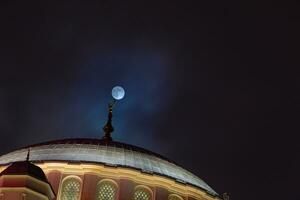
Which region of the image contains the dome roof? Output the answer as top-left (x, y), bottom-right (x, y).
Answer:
top-left (0, 138), bottom-right (217, 196)
top-left (0, 161), bottom-right (48, 183)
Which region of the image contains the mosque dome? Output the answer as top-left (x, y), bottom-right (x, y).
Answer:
top-left (0, 138), bottom-right (217, 197)
top-left (0, 92), bottom-right (222, 200)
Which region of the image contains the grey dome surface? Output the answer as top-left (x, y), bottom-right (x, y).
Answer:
top-left (0, 138), bottom-right (217, 195)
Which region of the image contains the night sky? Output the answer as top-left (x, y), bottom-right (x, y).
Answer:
top-left (0, 1), bottom-right (298, 200)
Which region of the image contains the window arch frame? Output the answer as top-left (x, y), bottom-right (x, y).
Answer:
top-left (58, 175), bottom-right (83, 200)
top-left (168, 194), bottom-right (184, 200)
top-left (95, 179), bottom-right (119, 200)
top-left (132, 185), bottom-right (153, 200)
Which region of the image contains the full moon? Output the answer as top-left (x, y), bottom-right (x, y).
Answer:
top-left (111, 86), bottom-right (125, 100)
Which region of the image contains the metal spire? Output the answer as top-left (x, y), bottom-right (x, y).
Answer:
top-left (26, 148), bottom-right (31, 162)
top-left (102, 100), bottom-right (115, 141)
top-left (102, 86), bottom-right (125, 141)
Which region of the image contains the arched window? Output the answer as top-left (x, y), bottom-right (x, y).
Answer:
top-left (60, 176), bottom-right (81, 200)
top-left (132, 186), bottom-right (152, 200)
top-left (168, 194), bottom-right (183, 200)
top-left (96, 180), bottom-right (117, 200)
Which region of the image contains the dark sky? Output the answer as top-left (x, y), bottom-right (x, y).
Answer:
top-left (0, 1), bottom-right (299, 200)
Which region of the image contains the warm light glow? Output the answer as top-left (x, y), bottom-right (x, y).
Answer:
top-left (0, 187), bottom-right (49, 200)
top-left (0, 162), bottom-right (220, 200)
top-left (168, 194), bottom-right (183, 200)
top-left (59, 176), bottom-right (82, 200)
top-left (96, 180), bottom-right (117, 200)
top-left (0, 175), bottom-right (55, 199)
top-left (37, 162), bottom-right (218, 200)
top-left (133, 186), bottom-right (151, 200)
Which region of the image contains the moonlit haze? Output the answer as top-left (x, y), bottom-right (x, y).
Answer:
top-left (0, 2), bottom-right (297, 200)
top-left (112, 86), bottom-right (125, 100)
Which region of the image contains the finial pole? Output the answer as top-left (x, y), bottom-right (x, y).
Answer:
top-left (26, 148), bottom-right (31, 162)
top-left (102, 100), bottom-right (115, 141)
top-left (102, 86), bottom-right (125, 141)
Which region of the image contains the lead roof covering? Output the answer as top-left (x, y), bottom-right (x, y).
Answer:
top-left (0, 138), bottom-right (217, 195)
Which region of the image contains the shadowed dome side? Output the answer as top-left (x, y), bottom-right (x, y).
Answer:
top-left (0, 138), bottom-right (218, 196)
top-left (0, 161), bottom-right (48, 183)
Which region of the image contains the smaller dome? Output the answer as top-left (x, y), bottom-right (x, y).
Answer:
top-left (0, 160), bottom-right (48, 183)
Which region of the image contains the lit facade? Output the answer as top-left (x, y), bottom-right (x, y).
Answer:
top-left (0, 138), bottom-right (221, 200)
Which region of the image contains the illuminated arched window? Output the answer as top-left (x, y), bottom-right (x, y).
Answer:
top-left (96, 180), bottom-right (117, 200)
top-left (132, 186), bottom-right (152, 200)
top-left (168, 194), bottom-right (183, 200)
top-left (60, 176), bottom-right (81, 200)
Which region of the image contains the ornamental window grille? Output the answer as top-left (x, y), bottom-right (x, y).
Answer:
top-left (96, 180), bottom-right (117, 200)
top-left (168, 194), bottom-right (183, 200)
top-left (132, 187), bottom-right (152, 200)
top-left (60, 177), bottom-right (81, 200)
